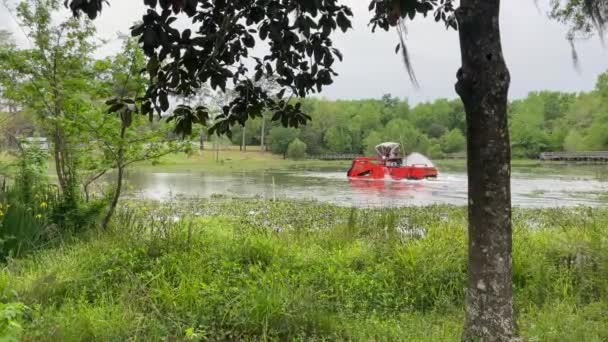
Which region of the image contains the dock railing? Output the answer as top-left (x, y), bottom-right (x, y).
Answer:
top-left (539, 151), bottom-right (608, 162)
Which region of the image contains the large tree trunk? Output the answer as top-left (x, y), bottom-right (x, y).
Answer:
top-left (455, 1), bottom-right (516, 341)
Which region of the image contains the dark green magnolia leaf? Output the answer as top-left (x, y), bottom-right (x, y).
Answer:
top-left (131, 23), bottom-right (145, 37)
top-left (336, 12), bottom-right (351, 32)
top-left (106, 98), bottom-right (119, 106)
top-left (159, 91), bottom-right (169, 111)
top-left (408, 7), bottom-right (416, 20)
top-left (243, 34), bottom-right (255, 48)
top-left (277, 88), bottom-right (286, 99)
top-left (332, 48), bottom-right (343, 62)
top-left (108, 103), bottom-right (125, 113)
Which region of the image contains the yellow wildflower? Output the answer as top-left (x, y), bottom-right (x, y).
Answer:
top-left (35, 214), bottom-right (42, 220)
top-left (40, 202), bottom-right (48, 209)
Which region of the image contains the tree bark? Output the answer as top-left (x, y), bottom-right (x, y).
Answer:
top-left (199, 128), bottom-right (205, 150)
top-left (242, 124), bottom-right (246, 152)
top-left (101, 164), bottom-right (123, 230)
top-left (52, 129), bottom-right (67, 192)
top-left (102, 125), bottom-right (127, 230)
top-left (455, 1), bottom-right (517, 341)
top-left (261, 115), bottom-right (266, 152)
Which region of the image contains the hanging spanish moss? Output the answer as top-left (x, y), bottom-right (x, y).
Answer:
top-left (396, 18), bottom-right (419, 89)
top-left (550, 0), bottom-right (607, 69)
top-left (568, 35), bottom-right (581, 71)
top-left (584, 0), bottom-right (607, 42)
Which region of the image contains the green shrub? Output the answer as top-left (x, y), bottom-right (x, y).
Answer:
top-left (14, 146), bottom-right (48, 205)
top-left (0, 302), bottom-right (27, 341)
top-left (287, 138), bottom-right (307, 160)
top-left (427, 143), bottom-right (445, 159)
top-left (440, 128), bottom-right (466, 154)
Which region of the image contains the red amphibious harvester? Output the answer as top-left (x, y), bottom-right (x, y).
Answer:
top-left (347, 142), bottom-right (438, 181)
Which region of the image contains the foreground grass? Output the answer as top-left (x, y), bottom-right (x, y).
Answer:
top-left (1, 201), bottom-right (608, 341)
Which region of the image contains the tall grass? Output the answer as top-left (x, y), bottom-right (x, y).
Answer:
top-left (1, 200), bottom-right (607, 341)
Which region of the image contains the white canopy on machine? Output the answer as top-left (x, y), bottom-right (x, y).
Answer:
top-left (404, 152), bottom-right (434, 167)
top-left (375, 142), bottom-right (402, 159)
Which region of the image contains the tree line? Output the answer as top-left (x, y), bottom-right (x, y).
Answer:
top-left (228, 71), bottom-right (608, 159)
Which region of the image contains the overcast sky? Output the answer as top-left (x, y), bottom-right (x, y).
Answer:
top-left (1, 0), bottom-right (607, 104)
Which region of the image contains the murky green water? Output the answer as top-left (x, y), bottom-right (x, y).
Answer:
top-left (121, 165), bottom-right (608, 208)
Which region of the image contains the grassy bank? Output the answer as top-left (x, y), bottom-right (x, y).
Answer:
top-left (135, 149), bottom-right (608, 178)
top-left (3, 147), bottom-right (606, 177)
top-left (134, 149), bottom-right (350, 172)
top-left (133, 149), bottom-right (608, 178)
top-left (1, 200), bottom-right (607, 341)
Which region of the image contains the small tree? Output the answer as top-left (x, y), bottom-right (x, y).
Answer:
top-left (91, 39), bottom-right (187, 228)
top-left (268, 126), bottom-right (298, 159)
top-left (324, 126), bottom-right (353, 153)
top-left (286, 138), bottom-right (306, 160)
top-left (440, 128), bottom-right (466, 154)
top-left (363, 131), bottom-right (384, 156)
top-left (0, 0), bottom-right (99, 210)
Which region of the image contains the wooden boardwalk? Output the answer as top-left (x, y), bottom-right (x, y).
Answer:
top-left (539, 151), bottom-right (608, 162)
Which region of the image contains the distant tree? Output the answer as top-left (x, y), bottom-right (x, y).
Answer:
top-left (510, 121), bottom-right (549, 158)
top-left (286, 138), bottom-right (306, 160)
top-left (446, 99), bottom-right (466, 133)
top-left (440, 129), bottom-right (466, 154)
top-left (427, 143), bottom-right (445, 159)
top-left (324, 126), bottom-right (352, 153)
top-left (381, 93), bottom-right (399, 108)
top-left (564, 130), bottom-right (587, 151)
top-left (585, 123), bottom-right (608, 150)
top-left (383, 119), bottom-right (429, 154)
top-left (597, 71), bottom-right (608, 101)
top-left (363, 130), bottom-right (383, 156)
top-left (427, 123), bottom-right (447, 139)
top-left (298, 125), bottom-right (324, 155)
top-left (509, 93), bottom-right (551, 157)
top-left (409, 99), bottom-right (452, 136)
top-left (268, 126), bottom-right (298, 159)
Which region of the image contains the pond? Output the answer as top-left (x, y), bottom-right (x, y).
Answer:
top-left (122, 166), bottom-right (608, 208)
